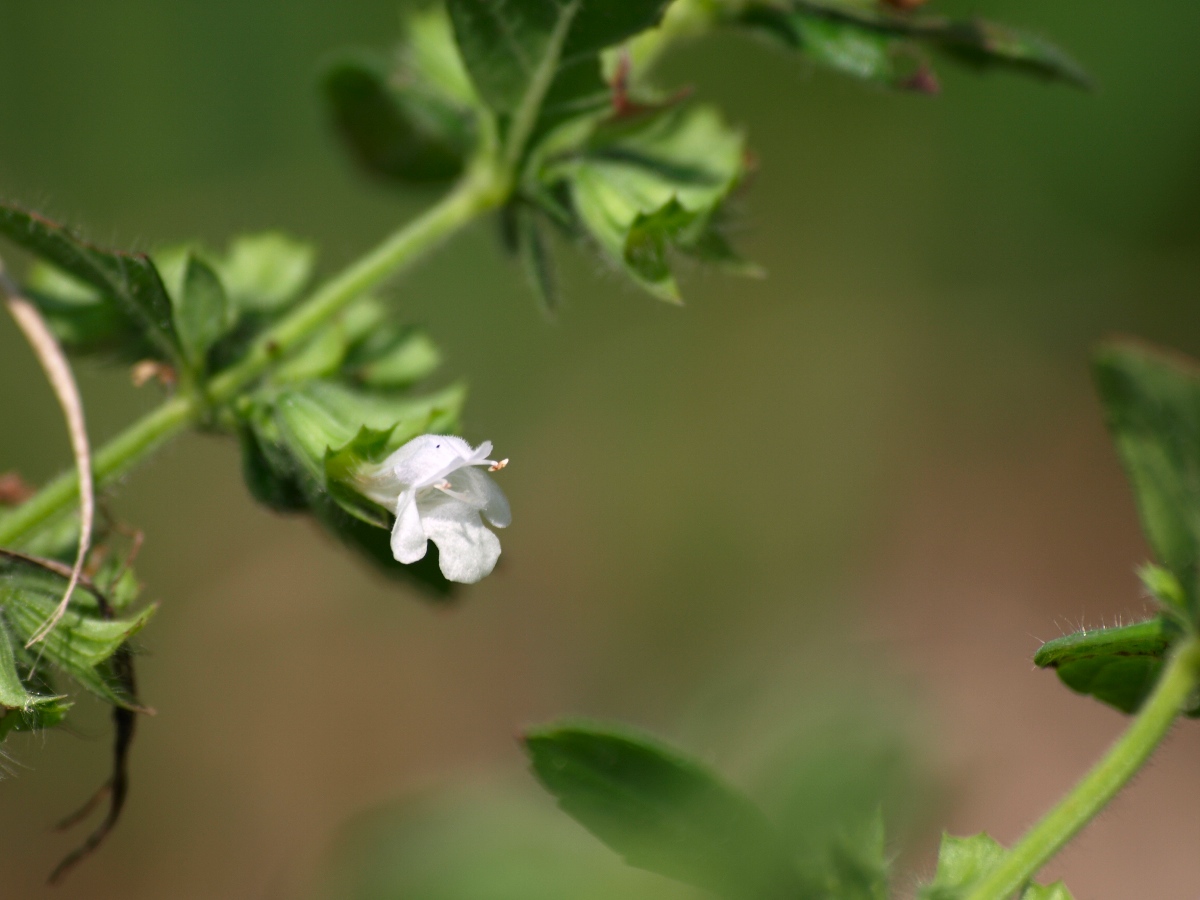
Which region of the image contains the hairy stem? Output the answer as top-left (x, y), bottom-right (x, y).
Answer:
top-left (966, 633), bottom-right (1200, 900)
top-left (0, 167), bottom-right (506, 548)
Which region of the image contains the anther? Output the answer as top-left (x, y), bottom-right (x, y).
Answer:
top-left (488, 459), bottom-right (509, 472)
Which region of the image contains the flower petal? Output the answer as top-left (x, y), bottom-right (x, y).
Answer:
top-left (379, 434), bottom-right (476, 489)
top-left (417, 492), bottom-right (501, 584)
top-left (390, 489), bottom-right (427, 564)
top-left (450, 466), bottom-right (511, 528)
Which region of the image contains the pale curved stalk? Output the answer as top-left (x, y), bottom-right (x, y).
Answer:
top-left (0, 166), bottom-right (507, 548)
top-left (0, 261), bottom-right (95, 644)
top-left (966, 634), bottom-right (1200, 900)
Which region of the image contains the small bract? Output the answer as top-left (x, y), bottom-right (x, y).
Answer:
top-left (356, 434), bottom-right (510, 583)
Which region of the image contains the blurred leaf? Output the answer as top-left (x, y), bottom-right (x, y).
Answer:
top-left (174, 253), bottom-right (234, 372)
top-left (446, 0), bottom-right (670, 150)
top-left (323, 54), bottom-right (469, 183)
top-left (917, 833), bottom-right (1073, 900)
top-left (737, 0), bottom-right (1090, 91)
top-left (323, 786), bottom-right (699, 900)
top-left (1138, 562), bottom-right (1187, 617)
top-left (514, 204), bottom-right (561, 316)
top-left (0, 203), bottom-right (181, 359)
top-left (815, 811), bottom-right (889, 900)
top-left (1093, 341), bottom-right (1200, 620)
top-left (556, 104), bottom-right (748, 300)
top-left (345, 324), bottom-right (443, 389)
top-left (1033, 617), bottom-right (1198, 717)
top-left (323, 7), bottom-right (480, 184)
top-left (217, 232), bottom-right (315, 314)
top-left (525, 721), bottom-right (811, 900)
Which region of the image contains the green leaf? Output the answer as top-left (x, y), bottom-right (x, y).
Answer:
top-left (737, 0), bottom-right (1091, 92)
top-left (560, 104), bottom-right (748, 300)
top-left (1093, 341), bottom-right (1200, 619)
top-left (1033, 617), bottom-right (1197, 716)
top-left (524, 721), bottom-right (811, 900)
top-left (0, 617), bottom-right (49, 711)
top-left (217, 232), bottom-right (315, 314)
top-left (918, 833), bottom-right (1074, 900)
top-left (446, 0), bottom-right (670, 151)
top-left (0, 581), bottom-right (153, 709)
top-left (174, 254), bottom-right (234, 372)
top-left (271, 380), bottom-right (466, 475)
top-left (0, 203), bottom-right (182, 359)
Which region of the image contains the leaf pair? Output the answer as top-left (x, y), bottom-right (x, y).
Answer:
top-left (737, 0), bottom-right (1091, 93)
top-left (525, 721), bottom-right (887, 900)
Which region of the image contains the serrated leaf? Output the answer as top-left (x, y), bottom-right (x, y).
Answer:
top-left (0, 203), bottom-right (181, 359)
top-left (1093, 341), bottom-right (1200, 620)
top-left (175, 253), bottom-right (234, 372)
top-left (918, 832), bottom-right (1074, 900)
top-left (446, 0), bottom-right (670, 153)
top-left (0, 617), bottom-right (47, 710)
top-left (0, 582), bottom-right (153, 709)
top-left (1033, 617), bottom-right (1197, 716)
top-left (271, 380), bottom-right (466, 475)
top-left (524, 721), bottom-right (811, 900)
top-left (217, 232), bottom-right (315, 314)
top-left (738, 0), bottom-right (1090, 91)
top-left (561, 104), bottom-right (747, 300)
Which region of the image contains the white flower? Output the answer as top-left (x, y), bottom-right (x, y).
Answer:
top-left (357, 434), bottom-right (510, 584)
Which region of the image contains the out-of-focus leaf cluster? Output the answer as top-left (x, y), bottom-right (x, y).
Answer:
top-left (322, 1), bottom-right (1086, 311)
top-left (735, 0), bottom-right (1090, 94)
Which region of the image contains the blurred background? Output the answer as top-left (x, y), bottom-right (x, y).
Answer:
top-left (2, 1), bottom-right (1200, 897)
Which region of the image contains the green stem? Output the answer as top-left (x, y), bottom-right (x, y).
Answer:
top-left (0, 167), bottom-right (506, 547)
top-left (966, 634), bottom-right (1200, 900)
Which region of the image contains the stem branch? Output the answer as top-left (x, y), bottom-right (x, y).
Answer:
top-left (966, 634), bottom-right (1200, 900)
top-left (0, 168), bottom-right (505, 548)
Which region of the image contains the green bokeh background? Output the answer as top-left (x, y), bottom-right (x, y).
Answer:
top-left (2, 2), bottom-right (1199, 898)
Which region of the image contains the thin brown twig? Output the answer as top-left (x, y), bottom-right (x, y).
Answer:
top-left (0, 257), bottom-right (95, 646)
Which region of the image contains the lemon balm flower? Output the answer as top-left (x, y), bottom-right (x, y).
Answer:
top-left (357, 434), bottom-right (510, 583)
